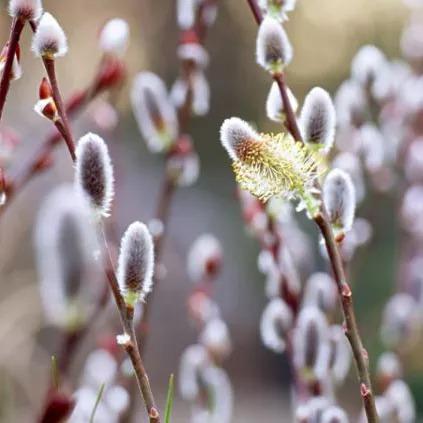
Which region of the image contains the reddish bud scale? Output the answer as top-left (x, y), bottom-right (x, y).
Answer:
top-left (39, 77), bottom-right (53, 99)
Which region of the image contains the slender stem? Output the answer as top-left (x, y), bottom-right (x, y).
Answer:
top-left (0, 17), bottom-right (25, 122)
top-left (42, 58), bottom-right (76, 161)
top-left (314, 213), bottom-right (378, 422)
top-left (274, 73), bottom-right (303, 143)
top-left (100, 225), bottom-right (160, 423)
top-left (246, 0), bottom-right (262, 24)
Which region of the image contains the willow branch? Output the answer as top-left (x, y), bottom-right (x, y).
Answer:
top-left (43, 58), bottom-right (76, 161)
top-left (0, 17), bottom-right (25, 121)
top-left (245, 1), bottom-right (379, 420)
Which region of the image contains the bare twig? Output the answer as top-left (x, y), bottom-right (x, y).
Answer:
top-left (42, 58), bottom-right (76, 161)
top-left (0, 17), bottom-right (25, 121)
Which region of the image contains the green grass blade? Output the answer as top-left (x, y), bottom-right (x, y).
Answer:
top-left (164, 374), bottom-right (175, 423)
top-left (89, 383), bottom-right (106, 423)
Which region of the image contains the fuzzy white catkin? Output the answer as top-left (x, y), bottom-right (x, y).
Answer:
top-left (131, 72), bottom-right (178, 153)
top-left (260, 297), bottom-right (293, 353)
top-left (300, 87), bottom-right (336, 153)
top-left (99, 18), bottom-right (129, 55)
top-left (187, 233), bottom-right (222, 282)
top-left (75, 133), bottom-right (114, 218)
top-left (323, 168), bottom-right (356, 233)
top-left (256, 16), bottom-right (293, 72)
top-left (9, 0), bottom-right (42, 19)
top-left (266, 81), bottom-right (298, 122)
top-left (35, 185), bottom-right (100, 329)
top-left (32, 12), bottom-right (68, 58)
top-left (220, 117), bottom-right (261, 161)
top-left (117, 222), bottom-right (155, 304)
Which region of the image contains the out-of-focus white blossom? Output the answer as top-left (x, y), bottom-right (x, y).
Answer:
top-left (303, 272), bottom-right (337, 314)
top-left (99, 18), bottom-right (130, 56)
top-left (381, 293), bottom-right (420, 349)
top-left (401, 185), bottom-right (423, 237)
top-left (260, 297), bottom-right (293, 353)
top-left (293, 307), bottom-right (330, 381)
top-left (199, 318), bottom-right (232, 359)
top-left (358, 124), bottom-right (385, 172)
top-left (177, 43), bottom-right (209, 69)
top-left (335, 79), bottom-right (367, 128)
top-left (82, 349), bottom-right (117, 387)
top-left (187, 234), bottom-right (222, 282)
top-left (351, 45), bottom-right (386, 87)
top-left (170, 71), bottom-right (210, 116)
top-left (131, 72), bottom-right (178, 153)
top-left (405, 138), bottom-right (423, 183)
top-left (327, 325), bottom-right (351, 384)
top-left (385, 380), bottom-right (416, 423)
top-left (179, 344), bottom-right (210, 401)
top-left (35, 185), bottom-right (100, 330)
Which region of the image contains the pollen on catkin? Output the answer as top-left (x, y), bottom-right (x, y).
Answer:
top-left (220, 117), bottom-right (322, 204)
top-left (323, 168), bottom-right (356, 234)
top-left (74, 133), bottom-right (114, 218)
top-left (32, 12), bottom-right (68, 58)
top-left (256, 16), bottom-right (293, 73)
top-left (9, 0), bottom-right (42, 20)
top-left (300, 87), bottom-right (336, 153)
top-left (117, 221), bottom-right (155, 307)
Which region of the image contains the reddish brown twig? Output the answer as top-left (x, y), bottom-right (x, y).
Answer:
top-left (42, 57), bottom-right (76, 160)
top-left (0, 17), bottom-right (25, 121)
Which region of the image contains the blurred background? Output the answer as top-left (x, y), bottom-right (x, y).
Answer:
top-left (0, 0), bottom-right (419, 421)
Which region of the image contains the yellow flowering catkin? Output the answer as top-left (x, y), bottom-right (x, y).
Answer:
top-left (232, 132), bottom-right (322, 202)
